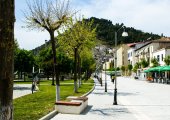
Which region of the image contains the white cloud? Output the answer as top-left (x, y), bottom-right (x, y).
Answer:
top-left (72, 0), bottom-right (170, 36)
top-left (15, 23), bottom-right (50, 50)
top-left (15, 0), bottom-right (170, 50)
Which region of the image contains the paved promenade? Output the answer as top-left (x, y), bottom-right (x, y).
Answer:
top-left (51, 74), bottom-right (170, 120)
top-left (118, 77), bottom-right (170, 120)
top-left (51, 74), bottom-right (137, 120)
top-left (13, 84), bottom-right (32, 99)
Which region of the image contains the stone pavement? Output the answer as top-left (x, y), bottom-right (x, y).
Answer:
top-left (13, 84), bottom-right (32, 99)
top-left (51, 74), bottom-right (170, 120)
top-left (117, 76), bottom-right (170, 120)
top-left (51, 74), bottom-right (138, 120)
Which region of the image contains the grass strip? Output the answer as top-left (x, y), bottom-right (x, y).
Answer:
top-left (13, 79), bottom-right (94, 120)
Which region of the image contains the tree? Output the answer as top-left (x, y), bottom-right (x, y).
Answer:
top-left (140, 58), bottom-right (149, 68)
top-left (81, 48), bottom-right (96, 80)
top-left (38, 48), bottom-right (54, 80)
top-left (38, 47), bottom-right (74, 80)
top-left (128, 64), bottom-right (133, 76)
top-left (14, 49), bottom-right (35, 80)
top-left (116, 67), bottom-right (120, 71)
top-left (85, 17), bottom-right (161, 45)
top-left (151, 58), bottom-right (159, 67)
top-left (0, 0), bottom-right (15, 119)
top-left (24, 0), bottom-right (72, 101)
top-left (164, 56), bottom-right (170, 65)
top-left (58, 18), bottom-right (96, 92)
top-left (121, 66), bottom-right (125, 76)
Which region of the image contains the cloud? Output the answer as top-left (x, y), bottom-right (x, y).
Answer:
top-left (71, 0), bottom-right (170, 36)
top-left (15, 23), bottom-right (50, 50)
top-left (15, 0), bottom-right (170, 50)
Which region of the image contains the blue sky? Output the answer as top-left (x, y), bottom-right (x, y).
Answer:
top-left (15, 0), bottom-right (170, 50)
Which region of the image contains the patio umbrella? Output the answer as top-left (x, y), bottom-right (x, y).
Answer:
top-left (160, 66), bottom-right (170, 71)
top-left (144, 66), bottom-right (164, 72)
top-left (144, 69), bottom-right (150, 73)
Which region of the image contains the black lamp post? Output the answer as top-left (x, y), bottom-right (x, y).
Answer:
top-left (113, 25), bottom-right (128, 105)
top-left (104, 57), bottom-right (107, 92)
top-left (102, 58), bottom-right (107, 92)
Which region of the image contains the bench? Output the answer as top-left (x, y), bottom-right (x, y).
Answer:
top-left (55, 96), bottom-right (88, 114)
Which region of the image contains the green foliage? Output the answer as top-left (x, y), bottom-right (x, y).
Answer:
top-left (121, 66), bottom-right (126, 76)
top-left (151, 58), bottom-right (159, 67)
top-left (127, 64), bottom-right (133, 76)
top-left (128, 64), bottom-right (133, 71)
top-left (81, 48), bottom-right (96, 73)
top-left (85, 17), bottom-right (161, 45)
top-left (37, 47), bottom-right (74, 76)
top-left (140, 58), bottom-right (149, 68)
top-left (121, 66), bottom-right (125, 72)
top-left (14, 49), bottom-right (35, 73)
top-left (56, 48), bottom-right (74, 74)
top-left (164, 56), bottom-right (170, 65)
top-left (14, 80), bottom-right (94, 120)
top-left (58, 17), bottom-right (97, 77)
top-left (58, 17), bottom-right (96, 51)
top-left (38, 48), bottom-right (53, 77)
top-left (116, 67), bottom-right (120, 71)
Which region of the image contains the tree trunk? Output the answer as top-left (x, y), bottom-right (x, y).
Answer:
top-left (50, 31), bottom-right (60, 101)
top-left (78, 54), bottom-right (81, 87)
top-left (24, 72), bottom-right (26, 81)
top-left (0, 0), bottom-right (15, 119)
top-left (74, 47), bottom-right (78, 93)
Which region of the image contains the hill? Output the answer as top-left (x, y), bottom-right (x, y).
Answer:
top-left (32, 17), bottom-right (161, 54)
top-left (85, 17), bottom-right (161, 45)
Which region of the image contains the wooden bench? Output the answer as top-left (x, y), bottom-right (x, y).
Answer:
top-left (55, 96), bottom-right (88, 114)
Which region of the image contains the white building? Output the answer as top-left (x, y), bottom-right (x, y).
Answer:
top-left (153, 47), bottom-right (170, 66)
top-left (127, 43), bottom-right (137, 66)
top-left (135, 38), bottom-right (170, 67)
top-left (117, 44), bottom-right (129, 68)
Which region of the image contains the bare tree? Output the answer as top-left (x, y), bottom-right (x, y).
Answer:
top-left (24, 0), bottom-right (72, 101)
top-left (0, 0), bottom-right (15, 119)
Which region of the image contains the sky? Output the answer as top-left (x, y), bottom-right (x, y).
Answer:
top-left (15, 0), bottom-right (170, 50)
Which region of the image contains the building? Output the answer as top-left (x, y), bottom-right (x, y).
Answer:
top-left (117, 44), bottom-right (129, 68)
top-left (153, 47), bottom-right (170, 66)
top-left (135, 37), bottom-right (170, 67)
top-left (132, 37), bottom-right (170, 79)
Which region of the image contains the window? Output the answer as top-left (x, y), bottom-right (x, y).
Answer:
top-left (161, 54), bottom-right (164, 61)
top-left (157, 55), bottom-right (160, 62)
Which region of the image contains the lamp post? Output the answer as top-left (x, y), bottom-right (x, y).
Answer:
top-left (32, 66), bottom-right (35, 94)
top-left (113, 25), bottom-right (128, 105)
top-left (104, 57), bottom-right (107, 92)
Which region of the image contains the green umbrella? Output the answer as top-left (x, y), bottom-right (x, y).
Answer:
top-left (160, 66), bottom-right (170, 71)
top-left (144, 66), bottom-right (164, 72)
top-left (144, 69), bottom-right (150, 73)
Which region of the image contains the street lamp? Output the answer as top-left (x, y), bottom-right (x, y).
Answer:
top-left (104, 57), bottom-right (107, 92)
top-left (102, 57), bottom-right (107, 92)
top-left (113, 25), bottom-right (128, 105)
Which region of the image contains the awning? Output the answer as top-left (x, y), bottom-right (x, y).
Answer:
top-left (160, 66), bottom-right (170, 71)
top-left (144, 66), bottom-right (166, 73)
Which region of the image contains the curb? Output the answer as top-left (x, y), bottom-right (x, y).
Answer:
top-left (39, 110), bottom-right (58, 120)
top-left (81, 79), bottom-right (96, 97)
top-left (39, 80), bottom-right (95, 120)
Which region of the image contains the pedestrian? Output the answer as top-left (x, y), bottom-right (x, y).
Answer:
top-left (111, 74), bottom-right (115, 83)
top-left (32, 72), bottom-right (39, 91)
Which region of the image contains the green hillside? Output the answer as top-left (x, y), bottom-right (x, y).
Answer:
top-left (85, 17), bottom-right (161, 45)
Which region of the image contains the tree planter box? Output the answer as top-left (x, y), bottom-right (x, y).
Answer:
top-left (55, 97), bottom-right (88, 114)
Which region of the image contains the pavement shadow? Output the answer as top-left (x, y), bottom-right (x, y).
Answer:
top-left (91, 91), bottom-right (114, 96)
top-left (82, 106), bottom-right (131, 116)
top-left (118, 92), bottom-right (139, 96)
top-left (81, 105), bottom-right (93, 115)
top-left (13, 86), bottom-right (31, 90)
